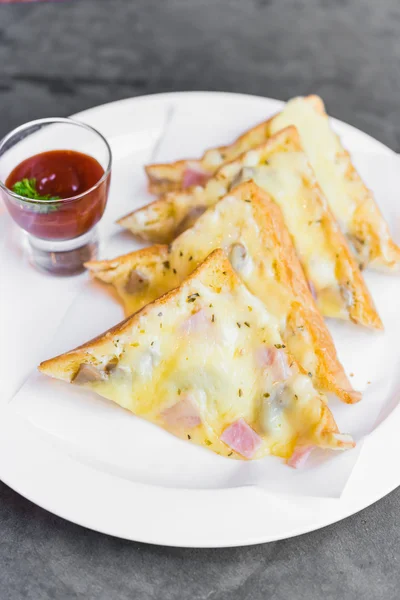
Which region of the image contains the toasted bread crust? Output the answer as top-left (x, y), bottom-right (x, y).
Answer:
top-left (119, 127), bottom-right (382, 329)
top-left (40, 249), bottom-right (354, 460)
top-left (118, 125), bottom-right (299, 241)
top-left (145, 94), bottom-right (400, 271)
top-left (40, 250), bottom-right (232, 377)
top-left (145, 117), bottom-right (272, 195)
top-left (90, 182), bottom-right (361, 403)
top-left (86, 245), bottom-right (169, 284)
top-left (294, 96), bottom-right (400, 270)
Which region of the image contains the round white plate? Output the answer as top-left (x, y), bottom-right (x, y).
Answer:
top-left (0, 92), bottom-right (399, 547)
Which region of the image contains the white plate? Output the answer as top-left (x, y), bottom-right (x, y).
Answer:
top-left (1, 92), bottom-right (399, 547)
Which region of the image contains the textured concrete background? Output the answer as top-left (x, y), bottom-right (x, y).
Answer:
top-left (1, 1), bottom-right (399, 598)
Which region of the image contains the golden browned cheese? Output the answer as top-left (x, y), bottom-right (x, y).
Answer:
top-left (40, 250), bottom-right (354, 462)
top-left (88, 182), bottom-right (361, 404)
top-left (146, 95), bottom-right (400, 271)
top-left (119, 129), bottom-right (382, 329)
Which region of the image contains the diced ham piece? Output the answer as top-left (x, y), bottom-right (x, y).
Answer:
top-left (73, 363), bottom-right (105, 384)
top-left (220, 418), bottom-right (262, 459)
top-left (256, 346), bottom-right (291, 382)
top-left (287, 446), bottom-right (314, 469)
top-left (182, 166), bottom-right (210, 188)
top-left (161, 396), bottom-right (202, 429)
top-left (181, 309), bottom-right (209, 335)
top-left (256, 346), bottom-right (276, 369)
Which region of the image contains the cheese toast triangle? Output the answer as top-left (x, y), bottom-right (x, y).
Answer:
top-left (88, 183), bottom-right (360, 404)
top-left (118, 128), bottom-right (382, 328)
top-left (40, 249), bottom-right (354, 463)
top-left (146, 95), bottom-right (400, 270)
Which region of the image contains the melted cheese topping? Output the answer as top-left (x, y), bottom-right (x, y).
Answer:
top-left (203, 124), bottom-right (268, 172)
top-left (208, 154), bottom-right (345, 318)
top-left (174, 196), bottom-right (292, 324)
top-left (126, 130), bottom-right (374, 321)
top-left (147, 96), bottom-right (398, 268)
top-left (251, 154), bottom-right (337, 291)
top-left (270, 98), bottom-right (356, 226)
top-left (113, 195), bottom-right (318, 377)
top-left (71, 263), bottom-right (344, 460)
top-left (269, 98), bottom-right (400, 270)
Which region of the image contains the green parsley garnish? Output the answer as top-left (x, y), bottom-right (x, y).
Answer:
top-left (12, 178), bottom-right (60, 201)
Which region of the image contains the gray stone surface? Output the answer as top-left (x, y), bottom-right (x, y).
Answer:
top-left (0, 0), bottom-right (399, 598)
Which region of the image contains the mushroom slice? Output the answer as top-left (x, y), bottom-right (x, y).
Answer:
top-left (72, 363), bottom-right (105, 384)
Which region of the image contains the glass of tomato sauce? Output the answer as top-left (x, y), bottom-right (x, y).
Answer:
top-left (0, 118), bottom-right (112, 275)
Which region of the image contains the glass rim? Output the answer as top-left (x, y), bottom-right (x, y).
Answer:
top-left (0, 117), bottom-right (112, 205)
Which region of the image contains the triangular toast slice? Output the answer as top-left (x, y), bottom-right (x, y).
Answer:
top-left (119, 128), bottom-right (382, 328)
top-left (88, 183), bottom-right (360, 404)
top-left (146, 95), bottom-right (400, 270)
top-left (40, 250), bottom-right (354, 463)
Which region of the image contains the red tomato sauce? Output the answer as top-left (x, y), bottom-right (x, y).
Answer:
top-left (6, 150), bottom-right (104, 199)
top-left (4, 150), bottom-right (110, 241)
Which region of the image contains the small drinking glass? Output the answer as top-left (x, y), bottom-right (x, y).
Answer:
top-left (0, 118), bottom-right (112, 275)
